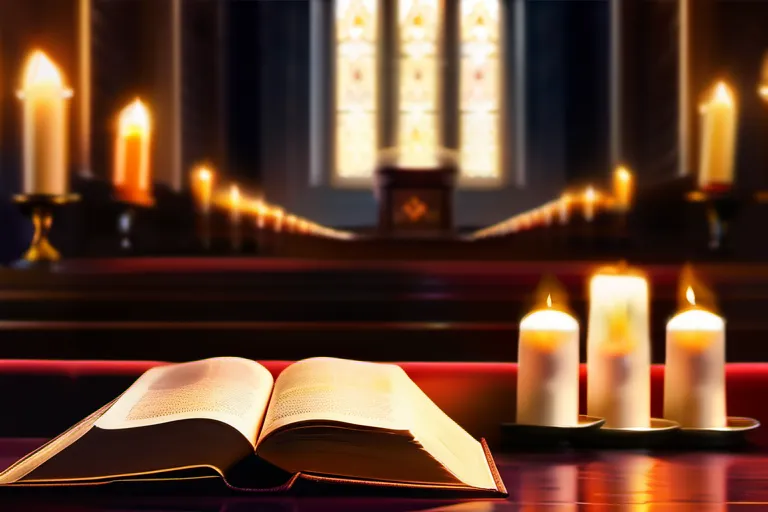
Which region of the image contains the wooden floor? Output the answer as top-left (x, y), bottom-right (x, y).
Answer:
top-left (2, 438), bottom-right (768, 509)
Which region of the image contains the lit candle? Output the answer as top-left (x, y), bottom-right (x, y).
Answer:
top-left (114, 99), bottom-right (152, 205)
top-left (698, 81), bottom-right (737, 192)
top-left (191, 165), bottom-right (214, 213)
top-left (664, 287), bottom-right (726, 428)
top-left (759, 51), bottom-right (768, 102)
top-left (613, 166), bottom-right (633, 211)
top-left (17, 51), bottom-right (73, 196)
top-left (285, 215), bottom-right (298, 234)
top-left (253, 199), bottom-right (268, 230)
top-left (583, 186), bottom-right (598, 222)
top-left (517, 295), bottom-right (580, 427)
top-left (272, 207), bottom-right (285, 233)
top-left (558, 194), bottom-right (571, 225)
top-left (587, 268), bottom-right (651, 428)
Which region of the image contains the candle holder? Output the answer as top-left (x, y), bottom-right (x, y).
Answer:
top-left (500, 415), bottom-right (604, 451)
top-left (12, 193), bottom-right (79, 269)
top-left (116, 204), bottom-right (136, 252)
top-left (686, 190), bottom-right (741, 253)
top-left (675, 416), bottom-right (760, 450)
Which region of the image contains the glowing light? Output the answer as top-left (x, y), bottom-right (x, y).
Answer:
top-left (686, 286), bottom-right (696, 306)
top-left (118, 99), bottom-right (151, 137)
top-left (20, 51), bottom-right (67, 92)
top-left (546, 294), bottom-right (552, 308)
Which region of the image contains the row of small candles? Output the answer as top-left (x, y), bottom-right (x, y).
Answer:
top-left (475, 71), bottom-right (768, 242)
top-left (472, 166), bottom-right (634, 240)
top-left (14, 49), bottom-right (351, 243)
top-left (518, 264), bottom-right (724, 430)
top-left (191, 166), bottom-right (354, 242)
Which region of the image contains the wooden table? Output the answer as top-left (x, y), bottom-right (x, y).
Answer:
top-left (1, 438), bottom-right (768, 509)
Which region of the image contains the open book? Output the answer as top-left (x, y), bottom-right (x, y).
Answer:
top-left (0, 357), bottom-right (506, 497)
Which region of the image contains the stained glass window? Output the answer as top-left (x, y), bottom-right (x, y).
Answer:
top-left (335, 0), bottom-right (379, 180)
top-left (459, 0), bottom-right (501, 180)
top-left (397, 0), bottom-right (440, 168)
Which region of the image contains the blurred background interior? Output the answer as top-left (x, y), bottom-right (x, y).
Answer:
top-left (0, 0), bottom-right (767, 363)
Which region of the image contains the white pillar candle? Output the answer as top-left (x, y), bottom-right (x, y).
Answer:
top-left (698, 81), bottom-right (737, 191)
top-left (17, 51), bottom-right (73, 196)
top-left (517, 297), bottom-right (580, 426)
top-left (587, 270), bottom-right (651, 429)
top-left (664, 287), bottom-right (726, 428)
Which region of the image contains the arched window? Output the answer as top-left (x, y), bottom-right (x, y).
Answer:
top-left (313, 0), bottom-right (508, 188)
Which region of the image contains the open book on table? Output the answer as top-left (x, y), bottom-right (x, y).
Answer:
top-left (0, 357), bottom-right (506, 497)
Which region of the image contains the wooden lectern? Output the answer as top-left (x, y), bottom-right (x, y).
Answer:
top-left (374, 150), bottom-right (458, 237)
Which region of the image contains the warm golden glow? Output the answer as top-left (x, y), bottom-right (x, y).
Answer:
top-left (711, 81), bottom-right (733, 108)
top-left (118, 99), bottom-right (151, 137)
top-left (21, 51), bottom-right (67, 91)
top-left (760, 86), bottom-right (768, 101)
top-left (761, 52), bottom-right (768, 102)
top-left (686, 286), bottom-right (696, 306)
top-left (585, 186), bottom-right (597, 202)
top-left (546, 294), bottom-right (552, 308)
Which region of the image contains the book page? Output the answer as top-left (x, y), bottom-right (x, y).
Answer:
top-left (96, 357), bottom-right (273, 446)
top-left (258, 358), bottom-right (409, 442)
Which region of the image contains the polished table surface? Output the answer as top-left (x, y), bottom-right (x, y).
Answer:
top-left (2, 439), bottom-right (768, 510)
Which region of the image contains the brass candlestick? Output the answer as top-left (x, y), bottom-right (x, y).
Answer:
top-left (13, 193), bottom-right (79, 269)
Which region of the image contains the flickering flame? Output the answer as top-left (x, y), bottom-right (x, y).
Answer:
top-left (118, 99), bottom-right (151, 137)
top-left (584, 186), bottom-right (597, 203)
top-left (760, 85), bottom-right (768, 101)
top-left (701, 81), bottom-right (734, 112)
top-left (686, 286), bottom-right (696, 306)
top-left (546, 294), bottom-right (552, 308)
top-left (21, 50), bottom-right (65, 90)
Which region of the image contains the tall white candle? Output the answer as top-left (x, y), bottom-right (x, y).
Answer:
top-left (17, 51), bottom-right (73, 196)
top-left (698, 81), bottom-right (737, 191)
top-left (664, 287), bottom-right (726, 428)
top-left (517, 296), bottom-right (580, 427)
top-left (587, 270), bottom-right (651, 429)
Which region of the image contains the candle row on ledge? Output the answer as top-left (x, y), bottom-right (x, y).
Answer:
top-left (471, 166), bottom-right (633, 241)
top-left (517, 264), bottom-right (726, 431)
top-left (191, 166), bottom-right (354, 242)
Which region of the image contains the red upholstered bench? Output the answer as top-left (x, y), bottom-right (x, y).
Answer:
top-left (0, 360), bottom-right (766, 447)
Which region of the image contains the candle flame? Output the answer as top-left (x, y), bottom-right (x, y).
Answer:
top-left (22, 50), bottom-right (65, 89)
top-left (119, 99), bottom-right (151, 136)
top-left (195, 166), bottom-right (212, 183)
top-left (615, 166), bottom-right (631, 183)
top-left (584, 186), bottom-right (597, 202)
top-left (701, 81), bottom-right (734, 111)
top-left (546, 294), bottom-right (552, 308)
top-left (760, 85), bottom-right (768, 101)
top-left (686, 286), bottom-right (696, 306)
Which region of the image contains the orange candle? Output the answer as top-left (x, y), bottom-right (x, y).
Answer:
top-left (114, 99), bottom-right (152, 205)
